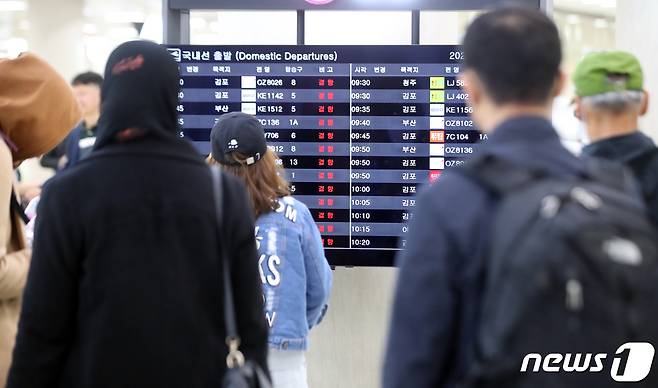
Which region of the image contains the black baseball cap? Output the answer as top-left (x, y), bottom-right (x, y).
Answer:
top-left (210, 112), bottom-right (268, 166)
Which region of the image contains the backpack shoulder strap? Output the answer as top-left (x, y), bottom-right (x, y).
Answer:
top-left (626, 146), bottom-right (658, 169)
top-left (627, 147), bottom-right (658, 197)
top-left (584, 157), bottom-right (638, 195)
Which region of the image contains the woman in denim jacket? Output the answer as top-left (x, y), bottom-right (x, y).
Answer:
top-left (208, 112), bottom-right (333, 388)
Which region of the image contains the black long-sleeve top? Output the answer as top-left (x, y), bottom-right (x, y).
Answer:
top-left (8, 135), bottom-right (269, 388)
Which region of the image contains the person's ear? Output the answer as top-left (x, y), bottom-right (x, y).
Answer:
top-left (461, 70), bottom-right (480, 106)
top-left (574, 96), bottom-right (583, 121)
top-left (640, 90), bottom-right (649, 116)
top-left (553, 70), bottom-right (566, 98)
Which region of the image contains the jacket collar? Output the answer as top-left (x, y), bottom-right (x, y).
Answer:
top-left (582, 131), bottom-right (656, 163)
top-left (484, 115), bottom-right (560, 146)
top-left (478, 115), bottom-right (586, 177)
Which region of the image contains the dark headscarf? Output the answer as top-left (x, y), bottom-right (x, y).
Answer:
top-left (94, 40), bottom-right (179, 149)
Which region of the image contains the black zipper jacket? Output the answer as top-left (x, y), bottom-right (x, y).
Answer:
top-left (582, 131), bottom-right (658, 225)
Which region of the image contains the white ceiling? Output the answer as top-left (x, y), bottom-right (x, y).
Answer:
top-left (554, 0), bottom-right (616, 17)
top-left (79, 0), bottom-right (618, 21)
top-left (0, 0), bottom-right (618, 22)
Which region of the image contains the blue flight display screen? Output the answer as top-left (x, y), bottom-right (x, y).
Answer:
top-left (167, 45), bottom-right (478, 266)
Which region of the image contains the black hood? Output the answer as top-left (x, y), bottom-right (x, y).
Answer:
top-left (95, 40), bottom-right (180, 150)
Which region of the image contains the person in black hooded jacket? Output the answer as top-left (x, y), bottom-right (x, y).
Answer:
top-left (7, 40), bottom-right (269, 388)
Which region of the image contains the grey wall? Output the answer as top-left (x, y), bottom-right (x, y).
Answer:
top-left (306, 267), bottom-right (397, 388)
top-left (617, 0), bottom-right (658, 141)
top-left (302, 11), bottom-right (413, 388)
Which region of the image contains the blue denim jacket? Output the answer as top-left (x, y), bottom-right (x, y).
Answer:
top-left (255, 196), bottom-right (332, 351)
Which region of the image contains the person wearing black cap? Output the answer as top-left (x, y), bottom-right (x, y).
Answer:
top-left (7, 41), bottom-right (268, 388)
top-left (208, 112), bottom-right (333, 388)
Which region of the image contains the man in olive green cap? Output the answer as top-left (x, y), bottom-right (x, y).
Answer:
top-left (574, 50), bottom-right (658, 224)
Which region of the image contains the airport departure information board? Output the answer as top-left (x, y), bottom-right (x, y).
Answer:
top-left (167, 45), bottom-right (478, 266)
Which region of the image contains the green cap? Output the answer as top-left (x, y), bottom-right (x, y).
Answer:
top-left (573, 51), bottom-right (644, 97)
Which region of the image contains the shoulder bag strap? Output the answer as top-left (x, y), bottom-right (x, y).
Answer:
top-left (210, 166), bottom-right (246, 369)
top-left (10, 189), bottom-right (29, 224)
top-left (1, 132), bottom-right (29, 224)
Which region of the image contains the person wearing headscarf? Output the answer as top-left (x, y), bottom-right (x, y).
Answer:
top-left (0, 53), bottom-right (80, 387)
top-left (7, 41), bottom-right (268, 388)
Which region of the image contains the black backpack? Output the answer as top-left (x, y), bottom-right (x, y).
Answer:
top-left (458, 154), bottom-right (658, 388)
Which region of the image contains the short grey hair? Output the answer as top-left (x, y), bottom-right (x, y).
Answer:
top-left (581, 90), bottom-right (644, 114)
